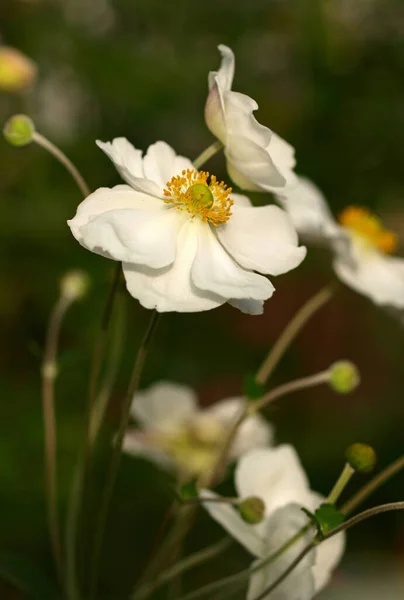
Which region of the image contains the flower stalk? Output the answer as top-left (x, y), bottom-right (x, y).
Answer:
top-left (193, 141), bottom-right (223, 170)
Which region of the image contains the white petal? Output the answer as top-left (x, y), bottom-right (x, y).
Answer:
top-left (123, 428), bottom-right (175, 470)
top-left (231, 193), bottom-right (253, 208)
top-left (312, 531), bottom-right (345, 592)
top-left (122, 220), bottom-right (226, 312)
top-left (208, 44), bottom-right (235, 92)
top-left (130, 381), bottom-right (198, 431)
top-left (205, 397), bottom-right (274, 459)
top-left (200, 490), bottom-right (264, 557)
top-left (235, 446), bottom-right (311, 516)
top-left (217, 204), bottom-right (307, 277)
top-left (228, 298), bottom-right (264, 315)
top-left (223, 91), bottom-right (272, 152)
top-left (226, 135), bottom-right (287, 191)
top-left (275, 177), bottom-right (344, 243)
top-left (68, 186), bottom-right (163, 259)
top-left (143, 141), bottom-right (194, 188)
top-left (267, 132), bottom-right (297, 181)
top-left (205, 77), bottom-right (227, 143)
top-left (247, 505), bottom-right (316, 600)
top-left (192, 224), bottom-right (274, 301)
top-left (334, 241), bottom-right (404, 309)
top-left (75, 206), bottom-right (186, 267)
top-left (96, 138), bottom-right (162, 197)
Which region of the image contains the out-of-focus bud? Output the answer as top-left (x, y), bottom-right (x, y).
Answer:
top-left (60, 270), bottom-right (90, 301)
top-left (3, 114), bottom-right (35, 146)
top-left (0, 46), bottom-right (37, 92)
top-left (345, 443), bottom-right (376, 474)
top-left (329, 361), bottom-right (360, 394)
top-left (238, 496), bottom-right (265, 524)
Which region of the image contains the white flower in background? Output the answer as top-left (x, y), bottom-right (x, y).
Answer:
top-left (276, 177), bottom-right (404, 309)
top-left (123, 381), bottom-right (273, 477)
top-left (205, 45), bottom-right (297, 192)
top-left (201, 445), bottom-right (345, 600)
top-left (68, 139), bottom-right (306, 314)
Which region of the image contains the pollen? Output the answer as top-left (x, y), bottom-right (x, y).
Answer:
top-left (163, 169), bottom-right (233, 226)
top-left (339, 206), bottom-right (398, 254)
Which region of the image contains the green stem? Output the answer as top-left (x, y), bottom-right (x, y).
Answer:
top-left (132, 537), bottom-right (232, 600)
top-left (255, 283), bottom-right (336, 385)
top-left (65, 263), bottom-right (122, 600)
top-left (42, 294), bottom-right (73, 587)
top-left (341, 454), bottom-right (404, 516)
top-left (251, 370), bottom-right (330, 414)
top-left (253, 501), bottom-right (404, 600)
top-left (88, 310), bottom-right (161, 600)
top-left (32, 131), bottom-right (90, 198)
top-left (193, 141), bottom-right (223, 170)
top-left (327, 463), bottom-right (355, 506)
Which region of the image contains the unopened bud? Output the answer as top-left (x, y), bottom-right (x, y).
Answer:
top-left (346, 443), bottom-right (376, 474)
top-left (3, 114), bottom-right (35, 147)
top-left (0, 46), bottom-right (37, 92)
top-left (238, 496), bottom-right (265, 524)
top-left (329, 361), bottom-right (360, 394)
top-left (60, 270), bottom-right (90, 301)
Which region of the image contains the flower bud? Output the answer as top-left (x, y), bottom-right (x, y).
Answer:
top-left (60, 270), bottom-right (90, 301)
top-left (345, 443), bottom-right (376, 474)
top-left (329, 361), bottom-right (360, 394)
top-left (3, 114), bottom-right (35, 147)
top-left (238, 496), bottom-right (265, 524)
top-left (0, 46), bottom-right (37, 92)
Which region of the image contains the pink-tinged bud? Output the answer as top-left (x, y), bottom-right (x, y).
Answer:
top-left (0, 46), bottom-right (37, 92)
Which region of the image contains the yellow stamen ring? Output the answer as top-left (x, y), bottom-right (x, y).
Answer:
top-left (339, 206), bottom-right (397, 254)
top-left (163, 169), bottom-right (233, 226)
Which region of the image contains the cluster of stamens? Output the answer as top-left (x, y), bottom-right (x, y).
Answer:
top-left (163, 169), bottom-right (233, 226)
top-left (339, 206), bottom-right (398, 254)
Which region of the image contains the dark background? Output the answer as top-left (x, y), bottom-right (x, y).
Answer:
top-left (1, 0), bottom-right (404, 598)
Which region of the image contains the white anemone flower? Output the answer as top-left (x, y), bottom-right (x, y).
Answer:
top-left (68, 139), bottom-right (306, 314)
top-left (123, 381), bottom-right (273, 478)
top-left (276, 177), bottom-right (404, 309)
top-left (205, 45), bottom-right (297, 192)
top-left (201, 445), bottom-right (345, 600)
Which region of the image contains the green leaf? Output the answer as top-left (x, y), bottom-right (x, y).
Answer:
top-left (0, 553), bottom-right (58, 600)
top-left (243, 374), bottom-right (266, 401)
top-left (314, 503), bottom-right (345, 537)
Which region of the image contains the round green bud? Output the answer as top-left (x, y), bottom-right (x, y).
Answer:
top-left (238, 496), bottom-right (265, 525)
top-left (329, 361), bottom-right (360, 394)
top-left (188, 184), bottom-right (214, 209)
top-left (60, 270), bottom-right (90, 301)
top-left (345, 443), bottom-right (377, 474)
top-left (3, 114), bottom-right (35, 146)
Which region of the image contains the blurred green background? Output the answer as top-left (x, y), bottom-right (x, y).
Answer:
top-left (1, 0), bottom-right (404, 598)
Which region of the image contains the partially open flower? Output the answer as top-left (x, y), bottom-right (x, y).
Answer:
top-left (205, 45), bottom-right (297, 192)
top-left (68, 139), bottom-right (306, 314)
top-left (0, 46), bottom-right (37, 92)
top-left (201, 445), bottom-right (345, 600)
top-left (123, 381), bottom-right (273, 478)
top-left (276, 177), bottom-right (404, 310)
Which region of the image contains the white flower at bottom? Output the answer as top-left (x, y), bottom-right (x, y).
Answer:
top-left (201, 446), bottom-right (345, 600)
top-left (123, 381), bottom-right (273, 478)
top-left (68, 139), bottom-right (306, 314)
top-left (205, 45), bottom-right (298, 192)
top-left (276, 177), bottom-right (404, 310)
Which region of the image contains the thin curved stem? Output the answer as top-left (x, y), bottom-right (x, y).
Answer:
top-left (255, 283), bottom-right (336, 385)
top-left (42, 293), bottom-right (73, 586)
top-left (32, 131), bottom-right (90, 198)
top-left (89, 310), bottom-right (161, 600)
top-left (193, 141), bottom-right (223, 170)
top-left (66, 263), bottom-right (122, 600)
top-left (341, 455), bottom-right (404, 516)
top-left (132, 537), bottom-right (232, 600)
top-left (251, 370), bottom-right (330, 414)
